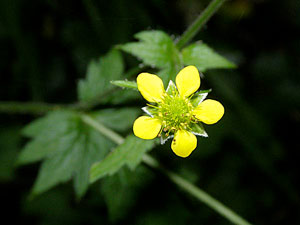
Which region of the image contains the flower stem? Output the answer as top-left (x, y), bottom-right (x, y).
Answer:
top-left (80, 114), bottom-right (124, 145)
top-left (175, 0), bottom-right (227, 49)
top-left (142, 154), bottom-right (252, 225)
top-left (81, 114), bottom-right (253, 225)
top-left (0, 101), bottom-right (68, 115)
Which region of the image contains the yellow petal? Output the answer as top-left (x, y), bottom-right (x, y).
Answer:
top-left (175, 66), bottom-right (200, 97)
top-left (171, 130), bottom-right (197, 158)
top-left (133, 116), bottom-right (162, 140)
top-left (137, 73), bottom-right (165, 103)
top-left (193, 99), bottom-right (224, 124)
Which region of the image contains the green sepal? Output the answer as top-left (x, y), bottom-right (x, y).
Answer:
top-left (190, 123), bottom-right (208, 137)
top-left (160, 132), bottom-right (174, 145)
top-left (191, 89), bottom-right (212, 107)
top-left (166, 80), bottom-right (177, 96)
top-left (142, 106), bottom-right (158, 117)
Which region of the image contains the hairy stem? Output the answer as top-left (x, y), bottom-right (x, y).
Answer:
top-left (176, 0), bottom-right (226, 49)
top-left (81, 114), bottom-right (253, 225)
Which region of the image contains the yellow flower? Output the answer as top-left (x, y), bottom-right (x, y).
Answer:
top-left (133, 65), bottom-right (224, 158)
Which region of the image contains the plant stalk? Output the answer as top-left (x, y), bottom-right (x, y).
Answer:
top-left (81, 114), bottom-right (253, 225)
top-left (0, 101), bottom-right (67, 115)
top-left (175, 0), bottom-right (226, 49)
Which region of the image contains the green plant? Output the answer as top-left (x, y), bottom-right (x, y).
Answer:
top-left (0, 0), bottom-right (253, 224)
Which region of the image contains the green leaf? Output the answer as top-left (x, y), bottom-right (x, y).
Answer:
top-left (18, 110), bottom-right (118, 198)
top-left (190, 123), bottom-right (208, 137)
top-left (90, 135), bottom-right (156, 183)
top-left (92, 108), bottom-right (140, 132)
top-left (182, 42), bottom-right (236, 72)
top-left (18, 111), bottom-right (78, 165)
top-left (105, 89), bottom-right (140, 105)
top-left (77, 49), bottom-right (124, 102)
top-left (110, 80), bottom-right (138, 90)
top-left (101, 166), bottom-right (153, 222)
top-left (120, 30), bottom-right (181, 70)
top-left (157, 65), bottom-right (181, 85)
top-left (22, 111), bottom-right (73, 138)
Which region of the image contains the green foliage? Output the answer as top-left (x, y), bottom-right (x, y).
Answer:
top-left (18, 108), bottom-right (139, 198)
top-left (14, 26), bottom-right (238, 225)
top-left (92, 108), bottom-right (140, 132)
top-left (181, 42), bottom-right (236, 72)
top-left (101, 166), bottom-right (153, 222)
top-left (18, 111), bottom-right (114, 198)
top-left (120, 30), bottom-right (235, 85)
top-left (19, 111), bottom-right (80, 165)
top-left (77, 49), bottom-right (124, 102)
top-left (90, 135), bottom-right (156, 183)
top-left (120, 30), bottom-right (182, 83)
top-left (120, 30), bottom-right (180, 69)
top-left (2, 0), bottom-right (298, 224)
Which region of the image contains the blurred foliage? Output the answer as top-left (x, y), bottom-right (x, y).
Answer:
top-left (1, 0), bottom-right (300, 224)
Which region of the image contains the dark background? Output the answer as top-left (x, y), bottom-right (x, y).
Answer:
top-left (0, 0), bottom-right (300, 224)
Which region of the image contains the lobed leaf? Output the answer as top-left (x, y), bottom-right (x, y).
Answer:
top-left (18, 111), bottom-right (78, 165)
top-left (18, 109), bottom-right (144, 198)
top-left (120, 30), bottom-right (180, 69)
top-left (182, 42), bottom-right (236, 72)
top-left (120, 30), bottom-right (183, 85)
top-left (77, 49), bottom-right (124, 102)
top-left (101, 166), bottom-right (153, 222)
top-left (90, 135), bottom-right (156, 183)
top-left (92, 108), bottom-right (140, 132)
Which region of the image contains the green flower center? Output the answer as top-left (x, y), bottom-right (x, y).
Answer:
top-left (157, 93), bottom-right (194, 133)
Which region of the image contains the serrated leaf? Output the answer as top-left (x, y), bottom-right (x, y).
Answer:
top-left (110, 80), bottom-right (138, 90)
top-left (120, 30), bottom-right (181, 74)
top-left (121, 31), bottom-right (176, 68)
top-left (18, 110), bottom-right (119, 198)
top-left (90, 135), bottom-right (155, 183)
top-left (22, 111), bottom-right (73, 138)
top-left (105, 89), bottom-right (140, 105)
top-left (92, 108), bottom-right (140, 132)
top-left (157, 65), bottom-right (181, 84)
top-left (101, 166), bottom-right (153, 222)
top-left (120, 30), bottom-right (184, 85)
top-left (190, 123), bottom-right (208, 137)
top-left (182, 42), bottom-right (236, 72)
top-left (18, 111), bottom-right (78, 165)
top-left (77, 49), bottom-right (124, 102)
